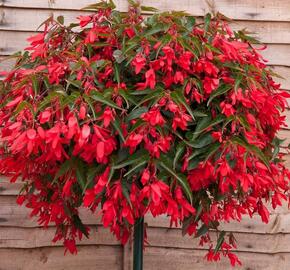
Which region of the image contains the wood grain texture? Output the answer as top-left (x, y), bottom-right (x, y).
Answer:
top-left (144, 247), bottom-right (290, 270)
top-left (3, 0), bottom-right (290, 22)
top-left (1, 225), bottom-right (290, 254)
top-left (0, 245), bottom-right (123, 270)
top-left (0, 195), bottom-right (289, 235)
top-left (2, 8), bottom-right (290, 44)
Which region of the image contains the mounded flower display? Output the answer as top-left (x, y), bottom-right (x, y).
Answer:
top-left (0, 1), bottom-right (289, 266)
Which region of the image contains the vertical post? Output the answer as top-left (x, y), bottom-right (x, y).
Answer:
top-left (133, 217), bottom-right (144, 270)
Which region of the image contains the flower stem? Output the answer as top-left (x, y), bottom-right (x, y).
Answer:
top-left (133, 217), bottom-right (144, 270)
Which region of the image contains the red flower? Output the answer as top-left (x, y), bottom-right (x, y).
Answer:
top-left (220, 101), bottom-right (236, 117)
top-left (145, 69), bottom-right (156, 89)
top-left (77, 15), bottom-right (92, 27)
top-left (131, 54), bottom-right (146, 74)
top-left (141, 108), bottom-right (165, 126)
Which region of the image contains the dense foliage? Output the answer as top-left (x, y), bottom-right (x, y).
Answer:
top-left (0, 1), bottom-right (289, 265)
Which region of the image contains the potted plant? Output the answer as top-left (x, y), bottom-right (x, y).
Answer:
top-left (0, 1), bottom-right (289, 268)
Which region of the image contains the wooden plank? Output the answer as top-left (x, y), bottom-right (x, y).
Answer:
top-left (2, 8), bottom-right (290, 44)
top-left (1, 30), bottom-right (290, 65)
top-left (270, 66), bottom-right (290, 91)
top-left (231, 21), bottom-right (290, 44)
top-left (0, 56), bottom-right (16, 75)
top-left (0, 196), bottom-right (100, 227)
top-left (0, 245), bottom-right (123, 270)
top-left (278, 129), bottom-right (290, 147)
top-left (0, 196), bottom-right (290, 234)
top-left (0, 8), bottom-right (87, 32)
top-left (146, 228), bottom-right (290, 254)
top-left (2, 225), bottom-right (290, 254)
top-left (146, 212), bottom-right (290, 235)
top-left (144, 247), bottom-right (290, 270)
top-left (4, 0), bottom-right (290, 22)
top-left (262, 44), bottom-right (290, 66)
top-left (0, 226), bottom-right (119, 248)
top-left (0, 177), bottom-right (22, 195)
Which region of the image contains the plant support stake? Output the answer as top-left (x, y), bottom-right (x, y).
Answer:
top-left (133, 217), bottom-right (144, 270)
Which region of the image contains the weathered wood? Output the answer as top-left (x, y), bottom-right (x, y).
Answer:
top-left (2, 7), bottom-right (290, 44)
top-left (278, 129), bottom-right (290, 147)
top-left (0, 177), bottom-right (23, 195)
top-left (0, 8), bottom-right (87, 32)
top-left (0, 225), bottom-right (119, 248)
top-left (146, 212), bottom-right (290, 235)
top-left (0, 195), bottom-right (289, 234)
top-left (270, 66), bottom-right (290, 91)
top-left (4, 0), bottom-right (290, 22)
top-left (146, 227), bottom-right (290, 254)
top-left (144, 247), bottom-right (290, 270)
top-left (0, 245), bottom-right (123, 270)
top-left (1, 225), bottom-right (290, 254)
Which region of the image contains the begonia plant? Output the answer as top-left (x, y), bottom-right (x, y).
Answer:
top-left (0, 0), bottom-right (289, 266)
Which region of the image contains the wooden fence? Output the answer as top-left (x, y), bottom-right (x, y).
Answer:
top-left (1, 1), bottom-right (290, 269)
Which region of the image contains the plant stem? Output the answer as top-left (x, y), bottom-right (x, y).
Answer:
top-left (133, 217), bottom-right (144, 270)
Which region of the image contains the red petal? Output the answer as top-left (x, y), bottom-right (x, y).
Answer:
top-left (27, 129), bottom-right (37, 140)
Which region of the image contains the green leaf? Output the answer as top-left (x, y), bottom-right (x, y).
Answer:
top-left (141, 5), bottom-right (159, 12)
top-left (159, 160), bottom-right (193, 204)
top-left (119, 89), bottom-right (137, 107)
top-left (144, 23), bottom-right (169, 37)
top-left (75, 162), bottom-right (86, 190)
top-left (53, 159), bottom-right (71, 183)
top-left (83, 95), bottom-right (96, 119)
top-left (194, 205), bottom-right (203, 222)
top-left (171, 90), bottom-right (195, 121)
top-left (72, 215), bottom-right (89, 238)
top-left (113, 62), bottom-right (121, 86)
top-left (90, 91), bottom-right (123, 110)
top-left (66, 79), bottom-right (82, 90)
top-left (182, 216), bottom-right (194, 236)
top-left (31, 75), bottom-right (39, 96)
top-left (204, 13), bottom-right (211, 32)
top-left (13, 101), bottom-right (35, 117)
top-left (133, 88), bottom-right (163, 109)
top-left (190, 115), bottom-right (225, 140)
top-left (191, 133), bottom-right (213, 148)
top-left (57, 15), bottom-right (64, 24)
top-left (237, 115), bottom-right (250, 130)
top-left (195, 224), bottom-right (208, 238)
top-left (185, 16), bottom-right (196, 31)
top-left (83, 166), bottom-right (100, 192)
top-left (112, 116), bottom-right (125, 143)
top-left (234, 74), bottom-right (243, 91)
top-left (121, 181), bottom-right (132, 208)
top-left (127, 106), bottom-right (148, 121)
top-left (207, 84), bottom-right (232, 106)
top-left (203, 142), bottom-right (221, 163)
top-left (231, 136), bottom-right (269, 168)
top-left (113, 150), bottom-right (149, 169)
top-left (173, 142), bottom-right (185, 170)
top-left (124, 160), bottom-right (147, 177)
top-left (187, 156), bottom-right (203, 170)
top-left (214, 231), bottom-right (226, 254)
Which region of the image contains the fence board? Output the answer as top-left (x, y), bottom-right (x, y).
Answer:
top-left (1, 225), bottom-right (290, 254)
top-left (144, 247), bottom-right (290, 270)
top-left (0, 245), bottom-right (123, 270)
top-left (2, 8), bottom-right (290, 44)
top-left (3, 0), bottom-right (290, 22)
